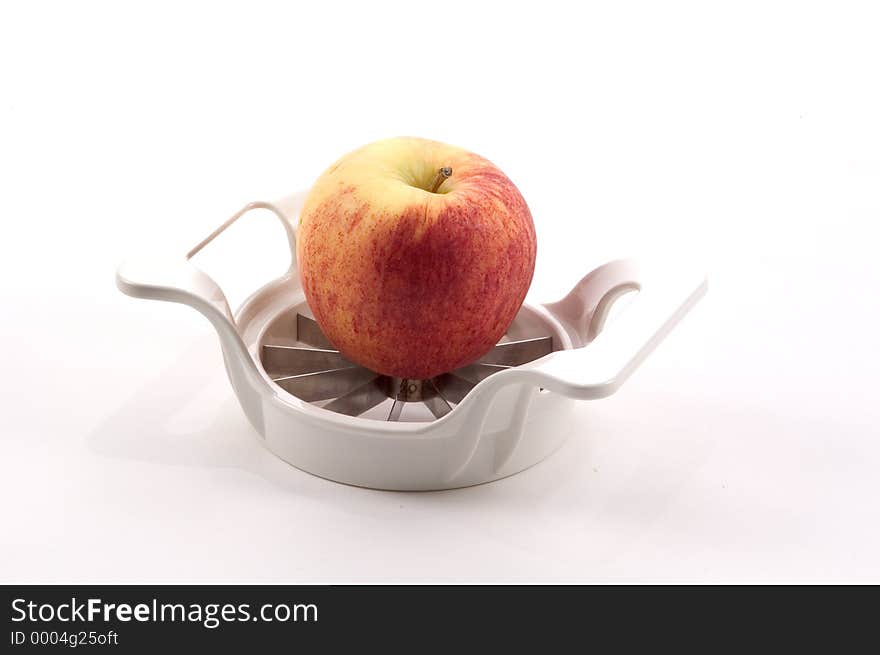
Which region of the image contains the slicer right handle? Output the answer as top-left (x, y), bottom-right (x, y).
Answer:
top-left (542, 259), bottom-right (643, 348)
top-left (448, 260), bottom-right (704, 487)
top-left (525, 260), bottom-right (707, 399)
top-left (455, 259), bottom-right (706, 417)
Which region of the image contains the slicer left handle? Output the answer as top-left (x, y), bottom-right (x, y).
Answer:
top-left (115, 191), bottom-right (310, 434)
top-left (116, 191), bottom-right (307, 323)
top-left (116, 256), bottom-right (236, 323)
top-left (186, 195), bottom-right (303, 263)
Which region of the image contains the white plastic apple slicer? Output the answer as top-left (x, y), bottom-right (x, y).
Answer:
top-left (117, 191), bottom-right (706, 490)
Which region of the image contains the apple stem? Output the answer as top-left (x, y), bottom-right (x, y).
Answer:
top-left (429, 167), bottom-right (453, 193)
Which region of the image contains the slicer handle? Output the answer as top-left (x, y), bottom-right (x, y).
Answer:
top-left (542, 259), bottom-right (643, 348)
top-left (117, 191), bottom-right (306, 318)
top-left (447, 259), bottom-right (705, 484)
top-left (116, 256), bottom-right (235, 323)
top-left (186, 195), bottom-right (303, 261)
top-left (115, 191), bottom-right (308, 434)
top-left (526, 260), bottom-right (707, 399)
top-left (460, 260), bottom-right (706, 407)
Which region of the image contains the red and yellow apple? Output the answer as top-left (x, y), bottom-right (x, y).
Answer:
top-left (296, 137), bottom-right (536, 380)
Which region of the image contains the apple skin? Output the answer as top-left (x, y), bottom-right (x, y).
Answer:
top-left (296, 137), bottom-right (536, 380)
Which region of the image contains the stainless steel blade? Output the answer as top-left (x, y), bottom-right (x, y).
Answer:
top-left (262, 345), bottom-right (353, 378)
top-left (387, 399), bottom-right (404, 421)
top-left (451, 362), bottom-right (510, 384)
top-left (431, 373), bottom-right (475, 404)
top-left (322, 378), bottom-right (387, 417)
top-left (296, 314), bottom-right (335, 349)
top-left (268, 311), bottom-right (555, 420)
top-left (478, 336), bottom-right (553, 366)
top-left (423, 380), bottom-right (452, 418)
top-left (274, 366), bottom-right (376, 402)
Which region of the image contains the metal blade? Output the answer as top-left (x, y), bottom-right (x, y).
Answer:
top-left (451, 362), bottom-right (510, 384)
top-left (262, 345), bottom-right (352, 378)
top-left (478, 336), bottom-right (553, 366)
top-left (274, 366), bottom-right (376, 402)
top-left (267, 313), bottom-right (554, 418)
top-left (387, 399), bottom-right (404, 421)
top-left (323, 378), bottom-right (387, 417)
top-left (432, 373), bottom-right (476, 404)
top-left (296, 314), bottom-right (335, 349)
top-left (423, 380), bottom-right (452, 418)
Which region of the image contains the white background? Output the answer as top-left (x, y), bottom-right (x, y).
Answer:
top-left (1, 1), bottom-right (878, 582)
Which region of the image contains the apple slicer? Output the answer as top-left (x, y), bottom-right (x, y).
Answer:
top-left (116, 191), bottom-right (706, 490)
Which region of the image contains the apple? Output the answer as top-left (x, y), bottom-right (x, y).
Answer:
top-left (296, 137), bottom-right (536, 380)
